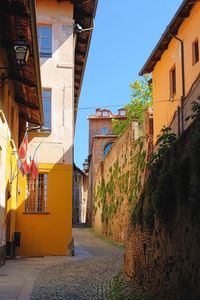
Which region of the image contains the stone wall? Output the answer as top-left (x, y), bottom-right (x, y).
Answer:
top-left (124, 119), bottom-right (200, 300)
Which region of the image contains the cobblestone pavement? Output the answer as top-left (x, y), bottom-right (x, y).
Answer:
top-left (31, 227), bottom-right (124, 300)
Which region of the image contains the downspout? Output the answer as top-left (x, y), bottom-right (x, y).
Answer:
top-left (168, 32), bottom-right (185, 133)
top-left (29, 0), bottom-right (44, 126)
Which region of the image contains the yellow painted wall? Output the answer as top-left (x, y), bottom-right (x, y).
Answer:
top-left (152, 2), bottom-right (200, 141)
top-left (5, 141), bottom-right (18, 242)
top-left (0, 73), bottom-right (20, 248)
top-left (16, 164), bottom-right (72, 256)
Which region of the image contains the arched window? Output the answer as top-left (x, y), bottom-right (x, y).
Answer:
top-left (104, 143), bottom-right (113, 157)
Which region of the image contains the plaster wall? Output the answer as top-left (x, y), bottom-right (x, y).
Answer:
top-left (152, 1), bottom-right (200, 141)
top-left (31, 0), bottom-right (74, 165)
top-left (0, 66), bottom-right (20, 255)
top-left (16, 164), bottom-right (72, 256)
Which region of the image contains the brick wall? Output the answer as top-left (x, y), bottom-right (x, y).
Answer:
top-left (93, 120), bottom-right (149, 243)
top-left (125, 209), bottom-right (200, 299)
top-left (124, 119), bottom-right (200, 300)
top-left (89, 118), bottom-right (114, 153)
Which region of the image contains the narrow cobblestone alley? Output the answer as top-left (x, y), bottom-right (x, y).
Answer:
top-left (31, 227), bottom-right (124, 300)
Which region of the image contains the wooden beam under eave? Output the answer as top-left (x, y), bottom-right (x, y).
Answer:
top-left (15, 97), bottom-right (39, 110)
top-left (0, 7), bottom-right (30, 19)
top-left (75, 9), bottom-right (92, 18)
top-left (10, 73), bottom-right (37, 88)
top-left (19, 112), bottom-right (40, 126)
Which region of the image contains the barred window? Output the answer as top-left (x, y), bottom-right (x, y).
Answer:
top-left (26, 174), bottom-right (48, 213)
top-left (37, 26), bottom-right (52, 58)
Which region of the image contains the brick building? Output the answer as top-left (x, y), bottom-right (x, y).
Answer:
top-left (86, 108), bottom-right (126, 223)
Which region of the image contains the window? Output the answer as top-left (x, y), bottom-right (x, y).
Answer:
top-left (104, 143), bottom-right (113, 157)
top-left (42, 89), bottom-right (51, 130)
top-left (170, 66), bottom-right (176, 98)
top-left (118, 110), bottom-right (126, 116)
top-left (192, 39), bottom-right (199, 65)
top-left (26, 174), bottom-right (48, 213)
top-left (101, 127), bottom-right (108, 134)
top-left (37, 26), bottom-right (52, 58)
top-left (101, 111), bottom-right (109, 117)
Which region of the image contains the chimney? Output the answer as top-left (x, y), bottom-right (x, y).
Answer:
top-left (96, 108), bottom-right (101, 116)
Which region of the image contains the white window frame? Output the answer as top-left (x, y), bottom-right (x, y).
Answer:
top-left (37, 25), bottom-right (52, 58)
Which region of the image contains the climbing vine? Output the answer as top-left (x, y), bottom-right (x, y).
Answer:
top-left (93, 133), bottom-right (146, 225)
top-left (132, 97), bottom-right (200, 231)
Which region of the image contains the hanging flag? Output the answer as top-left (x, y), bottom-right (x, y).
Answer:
top-left (30, 152), bottom-right (39, 180)
top-left (18, 133), bottom-right (30, 176)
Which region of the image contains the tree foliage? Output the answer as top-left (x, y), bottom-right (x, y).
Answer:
top-left (112, 75), bottom-right (152, 135)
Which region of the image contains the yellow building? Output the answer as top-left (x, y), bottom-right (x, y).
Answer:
top-left (140, 0), bottom-right (200, 142)
top-left (0, 0), bottom-right (43, 264)
top-left (16, 0), bottom-right (98, 256)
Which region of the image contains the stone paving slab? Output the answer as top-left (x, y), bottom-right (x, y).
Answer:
top-left (0, 227), bottom-right (124, 300)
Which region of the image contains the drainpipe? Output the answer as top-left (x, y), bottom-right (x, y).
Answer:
top-left (168, 32), bottom-right (185, 133)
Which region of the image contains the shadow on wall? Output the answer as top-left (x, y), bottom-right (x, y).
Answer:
top-left (38, 23), bottom-right (73, 67)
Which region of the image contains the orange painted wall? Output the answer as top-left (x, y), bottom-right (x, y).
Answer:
top-left (152, 2), bottom-right (200, 141)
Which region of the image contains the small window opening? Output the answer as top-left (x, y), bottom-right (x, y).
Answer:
top-left (192, 39), bottom-right (199, 65)
top-left (170, 66), bottom-right (176, 98)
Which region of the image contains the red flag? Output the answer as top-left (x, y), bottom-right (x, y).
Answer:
top-left (19, 133), bottom-right (30, 176)
top-left (30, 153), bottom-right (39, 179)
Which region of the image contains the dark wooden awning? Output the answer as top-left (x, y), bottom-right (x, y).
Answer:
top-left (0, 0), bottom-right (43, 125)
top-left (139, 0), bottom-right (197, 76)
top-left (73, 0), bottom-right (98, 122)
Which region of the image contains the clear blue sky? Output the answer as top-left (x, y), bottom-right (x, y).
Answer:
top-left (74, 0), bottom-right (183, 169)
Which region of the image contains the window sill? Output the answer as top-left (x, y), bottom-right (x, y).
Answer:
top-left (28, 129), bottom-right (51, 137)
top-left (23, 212), bottom-right (50, 215)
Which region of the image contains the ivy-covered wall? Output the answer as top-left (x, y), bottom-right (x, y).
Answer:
top-left (93, 122), bottom-right (148, 243)
top-left (125, 119), bottom-right (200, 300)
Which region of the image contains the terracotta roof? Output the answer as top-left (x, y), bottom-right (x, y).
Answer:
top-left (0, 0), bottom-right (43, 125)
top-left (87, 107), bottom-right (127, 119)
top-left (139, 0), bottom-right (197, 75)
top-left (88, 115), bottom-right (127, 120)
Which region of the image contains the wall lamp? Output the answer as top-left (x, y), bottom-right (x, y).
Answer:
top-left (74, 18), bottom-right (94, 33)
top-left (83, 159), bottom-right (89, 173)
top-left (0, 38), bottom-right (30, 71)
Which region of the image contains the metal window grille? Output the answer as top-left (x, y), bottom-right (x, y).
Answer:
top-left (26, 174), bottom-right (48, 213)
top-left (37, 26), bottom-right (52, 58)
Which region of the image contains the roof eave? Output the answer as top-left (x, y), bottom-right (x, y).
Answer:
top-left (139, 0), bottom-right (196, 76)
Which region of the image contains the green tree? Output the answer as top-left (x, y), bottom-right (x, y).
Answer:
top-left (112, 75), bottom-right (152, 135)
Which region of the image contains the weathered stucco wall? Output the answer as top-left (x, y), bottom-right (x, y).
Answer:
top-left (93, 121), bottom-right (149, 243)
